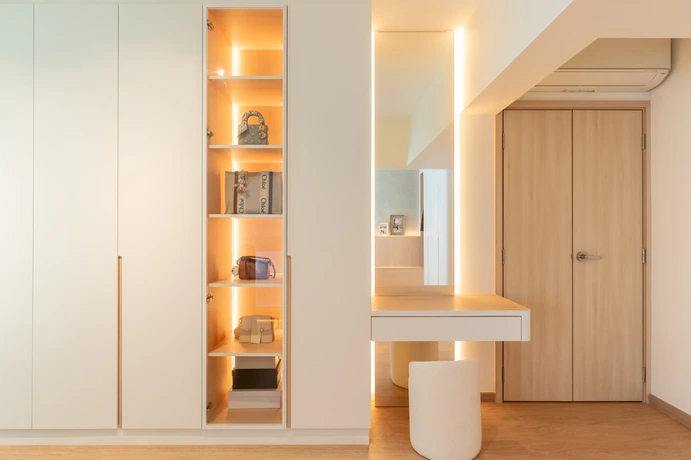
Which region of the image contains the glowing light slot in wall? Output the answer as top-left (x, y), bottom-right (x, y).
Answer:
top-left (371, 30), bottom-right (376, 393)
top-left (453, 29), bottom-right (466, 360)
top-left (371, 30), bottom-right (376, 297)
top-left (232, 48), bottom-right (240, 76)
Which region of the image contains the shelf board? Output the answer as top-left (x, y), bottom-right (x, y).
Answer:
top-left (209, 144), bottom-right (283, 150)
top-left (207, 406), bottom-right (283, 429)
top-left (209, 75), bottom-right (282, 80)
top-left (209, 76), bottom-right (282, 106)
top-left (208, 146), bottom-right (283, 163)
top-left (208, 273), bottom-right (283, 288)
top-left (208, 214), bottom-right (283, 219)
top-left (209, 330), bottom-right (283, 357)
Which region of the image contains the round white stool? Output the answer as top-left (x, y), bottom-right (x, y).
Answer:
top-left (390, 341), bottom-right (439, 388)
top-left (408, 360), bottom-right (481, 460)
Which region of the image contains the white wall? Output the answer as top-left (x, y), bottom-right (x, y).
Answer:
top-left (457, 114), bottom-right (497, 392)
top-left (650, 39), bottom-right (691, 415)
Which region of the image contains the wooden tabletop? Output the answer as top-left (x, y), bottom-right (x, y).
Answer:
top-left (371, 294), bottom-right (529, 317)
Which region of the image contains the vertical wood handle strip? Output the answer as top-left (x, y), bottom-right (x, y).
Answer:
top-left (118, 256), bottom-right (123, 428)
top-left (286, 255), bottom-right (291, 428)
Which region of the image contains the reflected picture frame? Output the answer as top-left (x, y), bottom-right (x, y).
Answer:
top-left (378, 222), bottom-right (389, 235)
top-left (390, 215), bottom-right (405, 235)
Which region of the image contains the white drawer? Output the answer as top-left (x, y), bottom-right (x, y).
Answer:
top-left (371, 316), bottom-right (524, 342)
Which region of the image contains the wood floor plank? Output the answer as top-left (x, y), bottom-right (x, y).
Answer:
top-left (1, 403), bottom-right (690, 459)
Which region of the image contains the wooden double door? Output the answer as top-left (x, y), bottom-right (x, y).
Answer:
top-left (502, 109), bottom-right (644, 402)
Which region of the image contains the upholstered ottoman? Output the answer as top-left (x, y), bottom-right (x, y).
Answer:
top-left (408, 360), bottom-right (481, 460)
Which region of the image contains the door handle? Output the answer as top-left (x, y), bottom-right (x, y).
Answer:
top-left (576, 251), bottom-right (602, 262)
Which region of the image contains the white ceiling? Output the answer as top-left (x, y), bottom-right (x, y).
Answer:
top-left (372, 0), bottom-right (480, 31)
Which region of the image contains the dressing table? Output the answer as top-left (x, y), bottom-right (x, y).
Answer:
top-left (371, 294), bottom-right (530, 342)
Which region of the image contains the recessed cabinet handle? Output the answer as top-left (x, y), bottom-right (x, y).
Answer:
top-left (118, 256), bottom-right (123, 428)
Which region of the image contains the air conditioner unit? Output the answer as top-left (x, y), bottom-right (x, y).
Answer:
top-left (530, 39), bottom-right (671, 93)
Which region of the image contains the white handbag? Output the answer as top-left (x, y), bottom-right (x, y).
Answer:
top-left (233, 315), bottom-right (276, 344)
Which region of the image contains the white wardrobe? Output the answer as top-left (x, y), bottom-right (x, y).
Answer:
top-left (0, 1), bottom-right (371, 439)
top-left (0, 3), bottom-right (34, 431)
top-left (33, 4), bottom-right (119, 430)
top-left (0, 3), bottom-right (202, 430)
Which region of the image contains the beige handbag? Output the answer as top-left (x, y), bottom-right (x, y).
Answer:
top-left (233, 315), bottom-right (276, 344)
top-left (225, 170), bottom-right (283, 215)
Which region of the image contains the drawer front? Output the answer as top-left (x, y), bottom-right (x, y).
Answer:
top-left (371, 316), bottom-right (523, 342)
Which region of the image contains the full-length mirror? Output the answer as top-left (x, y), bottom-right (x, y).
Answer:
top-left (374, 31), bottom-right (454, 295)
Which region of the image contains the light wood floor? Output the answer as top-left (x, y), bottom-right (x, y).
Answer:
top-left (1, 403), bottom-right (690, 459)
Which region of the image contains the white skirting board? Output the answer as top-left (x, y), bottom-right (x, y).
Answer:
top-left (0, 429), bottom-right (369, 446)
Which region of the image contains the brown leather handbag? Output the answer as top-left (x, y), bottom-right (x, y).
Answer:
top-left (235, 256), bottom-right (276, 280)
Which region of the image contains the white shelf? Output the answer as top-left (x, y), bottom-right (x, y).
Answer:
top-left (207, 374), bottom-right (284, 428)
top-left (209, 76), bottom-right (282, 80)
top-left (208, 273), bottom-right (283, 288)
top-left (207, 406), bottom-right (283, 429)
top-left (209, 144), bottom-right (283, 150)
top-left (208, 214), bottom-right (283, 219)
top-left (209, 76), bottom-right (282, 106)
top-left (209, 330), bottom-right (283, 357)
top-left (208, 146), bottom-right (283, 163)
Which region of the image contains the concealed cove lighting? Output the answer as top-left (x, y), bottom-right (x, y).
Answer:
top-left (371, 30), bottom-right (376, 393)
top-left (371, 30), bottom-right (376, 297)
top-left (453, 28), bottom-right (465, 297)
top-left (453, 29), bottom-right (465, 361)
top-left (232, 48), bottom-right (239, 76)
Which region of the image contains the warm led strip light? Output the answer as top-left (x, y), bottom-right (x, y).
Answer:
top-left (232, 48), bottom-right (239, 76)
top-left (371, 30), bottom-right (376, 393)
top-left (453, 29), bottom-right (465, 360)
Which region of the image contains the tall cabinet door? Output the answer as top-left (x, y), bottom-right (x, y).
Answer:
top-left (0, 4), bottom-right (33, 430)
top-left (572, 110), bottom-right (643, 401)
top-left (119, 4), bottom-right (203, 429)
top-left (288, 2), bottom-right (372, 429)
top-left (33, 4), bottom-right (119, 429)
top-left (503, 110), bottom-right (573, 402)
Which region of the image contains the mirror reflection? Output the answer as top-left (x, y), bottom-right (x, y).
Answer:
top-left (374, 31), bottom-right (454, 295)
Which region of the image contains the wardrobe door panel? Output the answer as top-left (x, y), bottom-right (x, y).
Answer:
top-left (119, 4), bottom-right (203, 429)
top-left (288, 2), bottom-right (372, 429)
top-left (33, 4), bottom-right (118, 429)
top-left (0, 4), bottom-right (33, 430)
top-left (503, 110), bottom-right (573, 402)
top-left (573, 110), bottom-right (643, 401)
